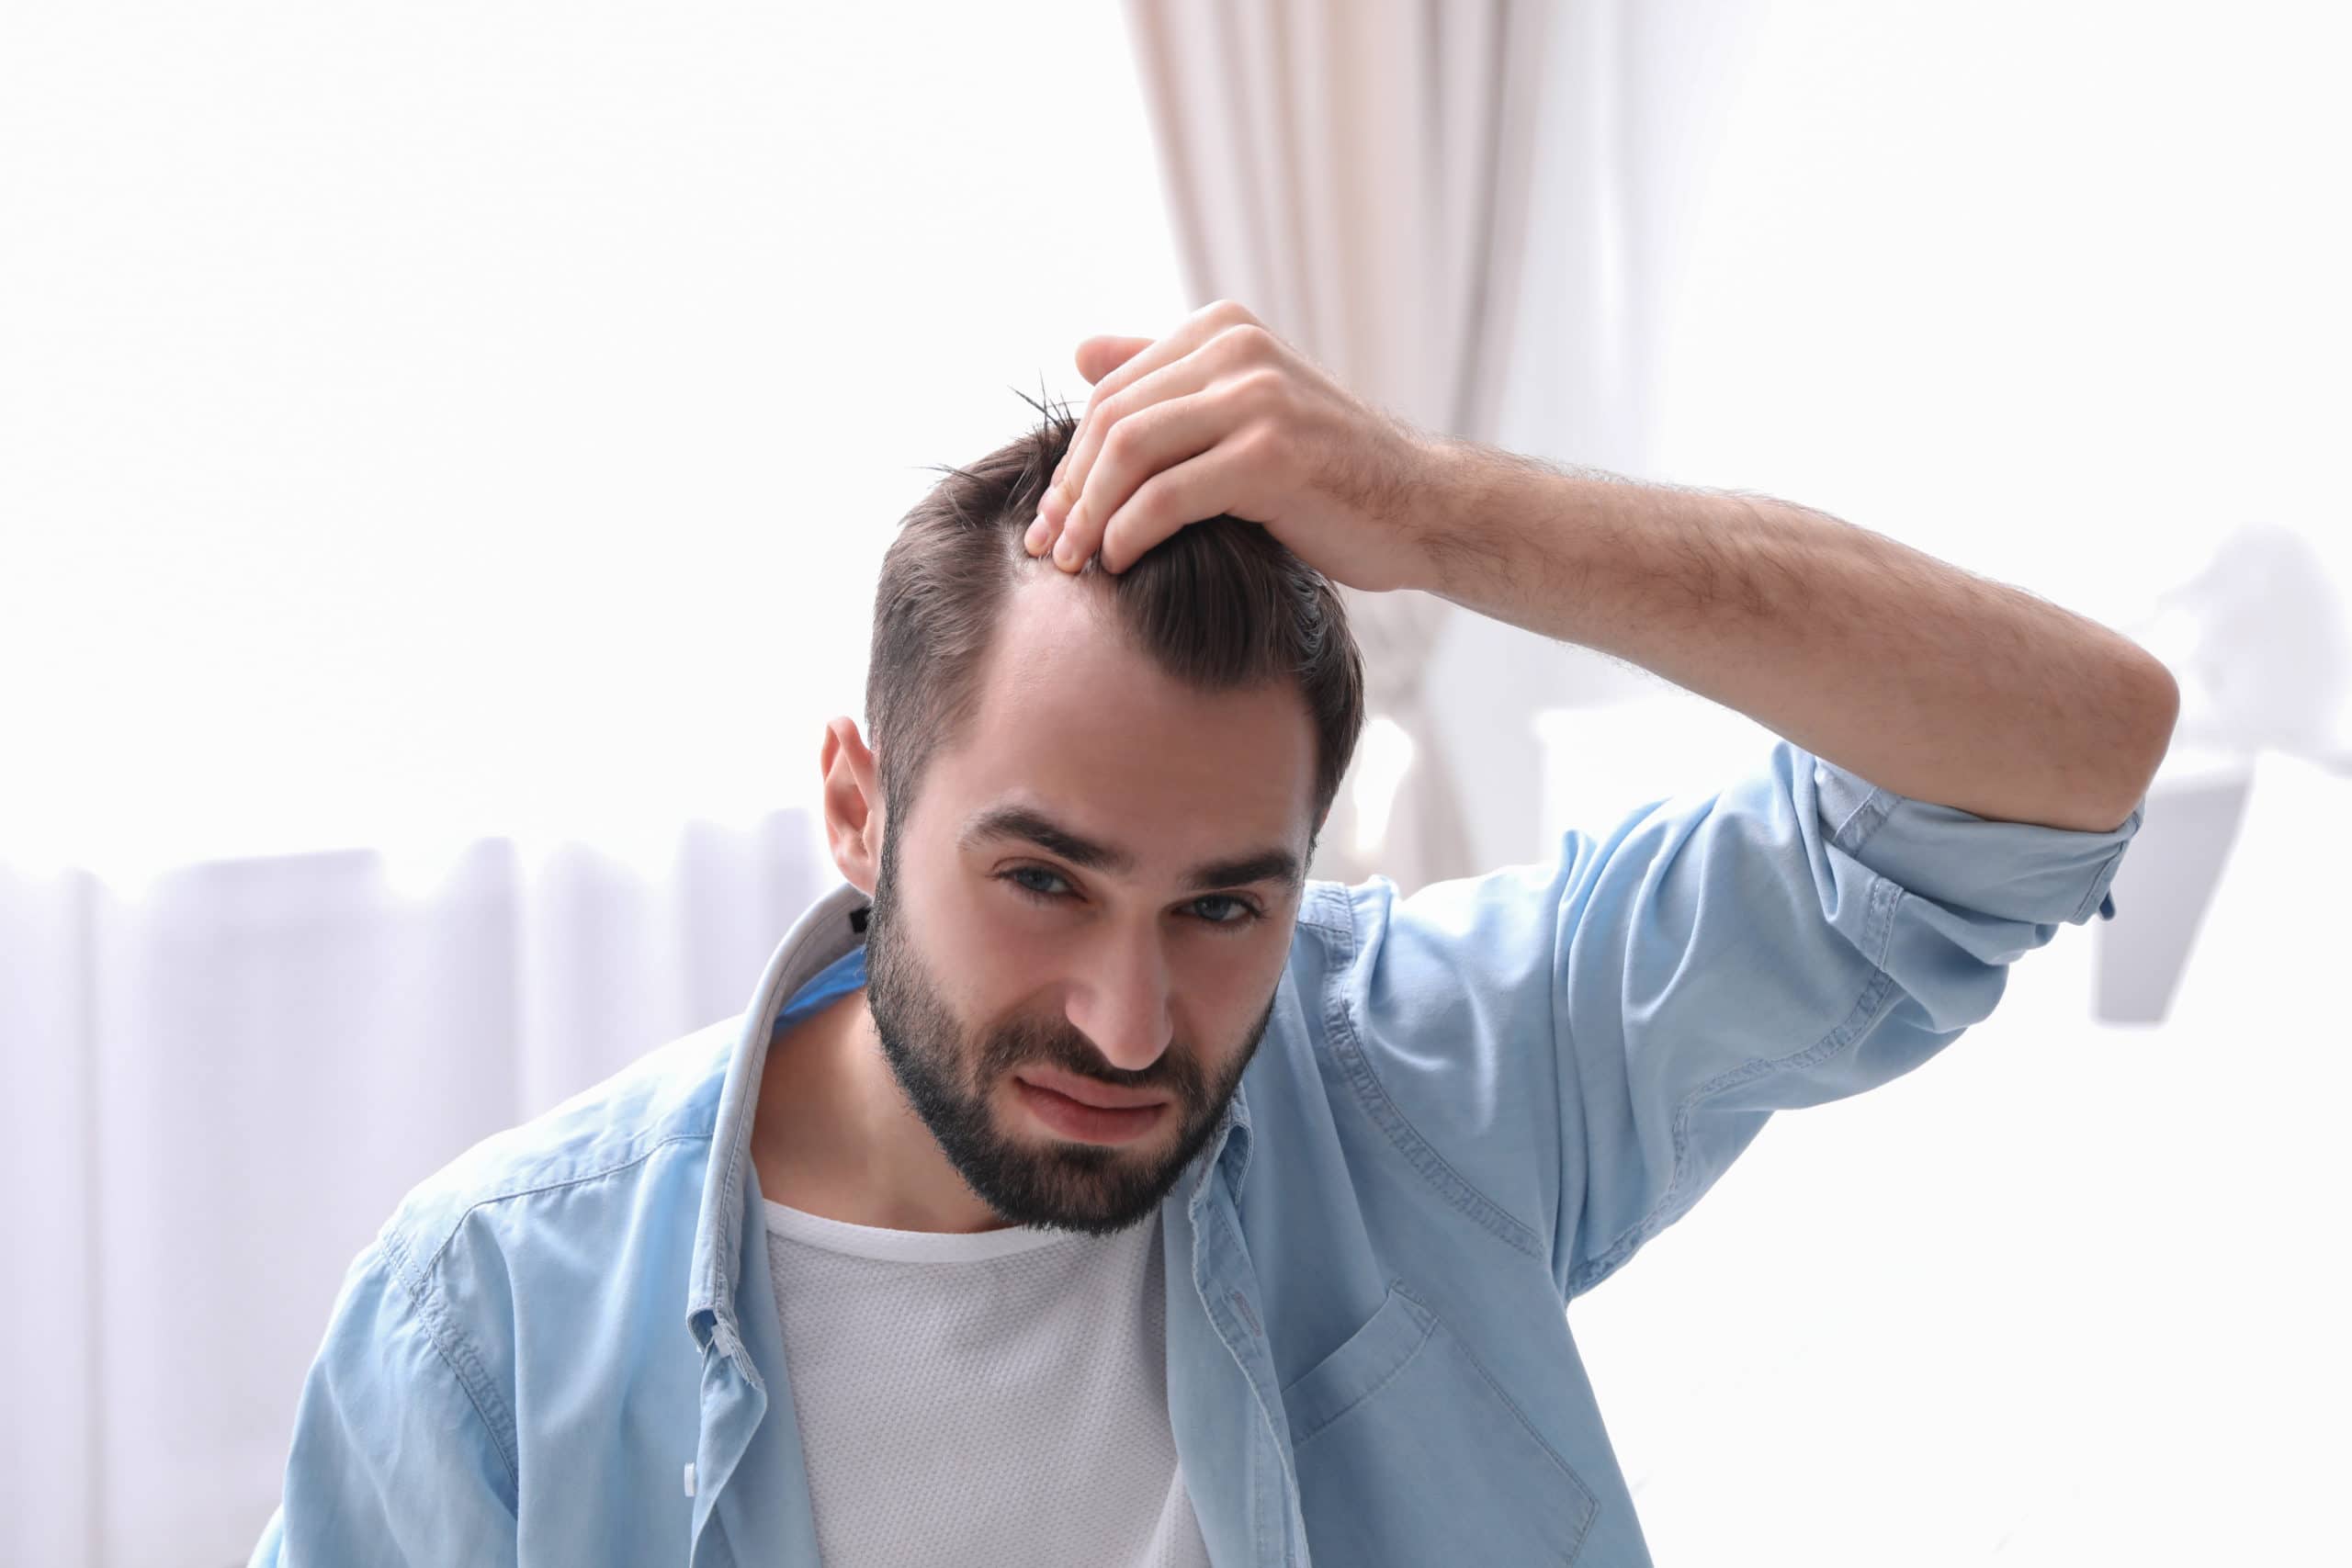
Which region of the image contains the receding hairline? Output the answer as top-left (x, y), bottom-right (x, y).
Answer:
top-left (864, 405), bottom-right (1367, 853)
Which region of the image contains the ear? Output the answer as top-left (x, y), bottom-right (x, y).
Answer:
top-left (819, 716), bottom-right (886, 895)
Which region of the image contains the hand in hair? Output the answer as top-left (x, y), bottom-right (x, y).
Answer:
top-left (1026, 299), bottom-right (1443, 592)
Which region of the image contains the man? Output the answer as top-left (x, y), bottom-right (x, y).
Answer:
top-left (250, 299), bottom-right (2176, 1566)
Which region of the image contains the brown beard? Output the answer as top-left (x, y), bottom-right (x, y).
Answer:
top-left (859, 826), bottom-right (1272, 1237)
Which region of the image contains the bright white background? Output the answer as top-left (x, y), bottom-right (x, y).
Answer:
top-left (1645, 1), bottom-right (2348, 633)
top-left (3, 2), bottom-right (2345, 1564)
top-left (0, 3), bottom-right (1186, 882)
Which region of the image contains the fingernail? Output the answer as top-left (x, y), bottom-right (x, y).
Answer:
top-left (1024, 516), bottom-right (1046, 552)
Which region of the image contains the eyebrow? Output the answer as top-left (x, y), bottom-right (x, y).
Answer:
top-left (958, 804), bottom-right (1305, 895)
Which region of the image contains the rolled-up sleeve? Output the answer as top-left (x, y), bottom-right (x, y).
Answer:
top-left (1327, 739), bottom-right (2141, 1304)
top-left (248, 1237), bottom-right (519, 1568)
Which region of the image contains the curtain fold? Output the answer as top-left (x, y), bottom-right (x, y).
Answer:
top-left (1123, 0), bottom-right (1554, 893)
top-left (0, 813), bottom-right (837, 1567)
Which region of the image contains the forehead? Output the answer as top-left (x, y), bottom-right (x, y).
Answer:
top-left (918, 570), bottom-right (1317, 863)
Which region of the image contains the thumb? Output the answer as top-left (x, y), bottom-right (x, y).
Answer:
top-left (1074, 333), bottom-right (1154, 386)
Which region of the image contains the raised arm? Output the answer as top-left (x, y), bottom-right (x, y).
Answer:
top-left (1404, 437), bottom-right (2177, 833)
top-left (1029, 299), bottom-right (2178, 834)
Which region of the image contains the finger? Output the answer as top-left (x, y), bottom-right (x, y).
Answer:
top-left (1059, 299), bottom-right (1251, 485)
top-left (1096, 446), bottom-right (1253, 575)
top-left (1043, 351), bottom-right (1219, 530)
top-left (1052, 334), bottom-right (1154, 491)
top-left (1074, 334), bottom-right (1153, 387)
top-left (1051, 391), bottom-right (1230, 572)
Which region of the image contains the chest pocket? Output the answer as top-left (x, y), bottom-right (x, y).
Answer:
top-left (1281, 1280), bottom-right (1598, 1565)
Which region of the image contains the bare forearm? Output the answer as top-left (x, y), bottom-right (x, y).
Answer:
top-left (1408, 438), bottom-right (2179, 832)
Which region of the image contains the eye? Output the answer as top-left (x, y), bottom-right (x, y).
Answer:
top-left (996, 868), bottom-right (1266, 931)
top-left (1188, 894), bottom-right (1264, 928)
top-left (1001, 865), bottom-right (1072, 902)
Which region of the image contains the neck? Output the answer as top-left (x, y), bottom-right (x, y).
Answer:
top-left (752, 990), bottom-right (870, 1213)
top-left (750, 990), bottom-right (1011, 1234)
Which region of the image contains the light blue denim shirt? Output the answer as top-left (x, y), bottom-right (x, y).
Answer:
top-left (249, 740), bottom-right (2137, 1566)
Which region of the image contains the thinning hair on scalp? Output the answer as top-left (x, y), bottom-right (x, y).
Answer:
top-left (865, 392), bottom-right (1366, 856)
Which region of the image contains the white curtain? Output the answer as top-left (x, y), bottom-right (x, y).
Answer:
top-left (1121, 0), bottom-right (1555, 893)
top-left (0, 818), bottom-right (840, 1567)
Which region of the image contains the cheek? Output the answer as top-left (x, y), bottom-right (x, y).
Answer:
top-left (949, 875), bottom-right (1037, 953)
top-left (933, 876), bottom-right (1053, 1008)
top-left (1212, 935), bottom-right (1291, 1037)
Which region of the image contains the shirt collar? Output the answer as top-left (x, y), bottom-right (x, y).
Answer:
top-left (683, 878), bottom-right (1253, 1357)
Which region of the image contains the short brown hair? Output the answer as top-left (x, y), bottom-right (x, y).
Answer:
top-left (865, 395), bottom-right (1365, 856)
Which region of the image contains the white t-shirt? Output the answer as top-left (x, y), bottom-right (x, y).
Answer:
top-left (761, 1197), bottom-right (1213, 1567)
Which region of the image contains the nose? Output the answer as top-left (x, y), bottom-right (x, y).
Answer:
top-left (1064, 922), bottom-right (1175, 1072)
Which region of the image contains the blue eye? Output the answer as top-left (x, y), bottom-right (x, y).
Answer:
top-left (996, 868), bottom-right (1264, 930)
top-left (1004, 866), bottom-right (1070, 901)
top-left (1189, 895), bottom-right (1258, 927)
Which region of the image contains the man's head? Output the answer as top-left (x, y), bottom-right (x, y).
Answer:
top-left (815, 400), bottom-right (1364, 1236)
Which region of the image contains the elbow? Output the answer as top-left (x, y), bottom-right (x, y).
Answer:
top-left (2098, 654), bottom-right (2181, 830)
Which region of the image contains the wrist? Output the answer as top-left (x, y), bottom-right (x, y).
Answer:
top-left (1405, 433), bottom-right (1550, 604)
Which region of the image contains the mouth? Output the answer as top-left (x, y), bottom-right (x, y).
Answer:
top-left (1014, 1067), bottom-right (1170, 1111)
top-left (1012, 1076), bottom-right (1170, 1145)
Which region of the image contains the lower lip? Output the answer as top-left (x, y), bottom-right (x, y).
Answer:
top-left (1014, 1078), bottom-right (1170, 1144)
